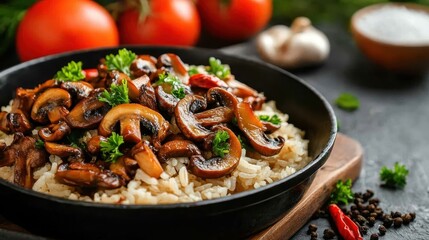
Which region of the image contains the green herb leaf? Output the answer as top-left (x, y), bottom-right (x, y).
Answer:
top-left (66, 130), bottom-right (86, 149)
top-left (207, 57), bottom-right (230, 80)
top-left (156, 72), bottom-right (186, 99)
top-left (188, 65), bottom-right (199, 76)
top-left (35, 139), bottom-right (44, 149)
top-left (98, 80), bottom-right (130, 107)
top-left (100, 132), bottom-right (124, 163)
top-left (380, 162), bottom-right (409, 188)
top-left (212, 130), bottom-right (230, 157)
top-left (335, 93), bottom-right (360, 111)
top-left (105, 48), bottom-right (136, 76)
top-left (330, 179), bottom-right (354, 205)
top-left (54, 61), bottom-right (85, 82)
top-left (259, 114), bottom-right (282, 125)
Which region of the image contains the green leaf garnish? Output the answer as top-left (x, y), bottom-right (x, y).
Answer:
top-left (35, 139), bottom-right (44, 149)
top-left (259, 114), bottom-right (282, 125)
top-left (206, 57), bottom-right (230, 80)
top-left (98, 80), bottom-right (130, 107)
top-left (335, 93), bottom-right (360, 111)
top-left (100, 132), bottom-right (124, 163)
top-left (188, 65), bottom-right (199, 76)
top-left (330, 179), bottom-right (354, 205)
top-left (66, 130), bottom-right (86, 149)
top-left (54, 61), bottom-right (85, 82)
top-left (212, 130), bottom-right (230, 157)
top-left (156, 72), bottom-right (186, 99)
top-left (380, 162), bottom-right (409, 188)
top-left (105, 48), bottom-right (136, 76)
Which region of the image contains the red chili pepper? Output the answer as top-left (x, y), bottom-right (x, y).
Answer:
top-left (328, 204), bottom-right (363, 240)
top-left (188, 73), bottom-right (228, 89)
top-left (82, 68), bottom-right (98, 79)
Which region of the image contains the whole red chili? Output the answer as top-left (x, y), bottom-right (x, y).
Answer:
top-left (328, 204), bottom-right (363, 240)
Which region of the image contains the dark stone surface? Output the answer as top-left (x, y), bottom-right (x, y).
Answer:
top-left (0, 24), bottom-right (428, 239)
top-left (221, 24), bottom-right (429, 240)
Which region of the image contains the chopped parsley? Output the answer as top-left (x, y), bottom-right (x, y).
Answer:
top-left (330, 179), bottom-right (354, 205)
top-left (188, 65), bottom-right (199, 76)
top-left (259, 114), bottom-right (282, 125)
top-left (206, 57), bottom-right (230, 80)
top-left (212, 130), bottom-right (230, 157)
top-left (66, 130), bottom-right (86, 149)
top-left (156, 72), bottom-right (186, 99)
top-left (335, 93), bottom-right (360, 111)
top-left (35, 139), bottom-right (44, 149)
top-left (380, 162), bottom-right (409, 188)
top-left (100, 132), bottom-right (124, 163)
top-left (105, 48), bottom-right (136, 76)
top-left (54, 61), bottom-right (85, 82)
top-left (98, 80), bottom-right (130, 107)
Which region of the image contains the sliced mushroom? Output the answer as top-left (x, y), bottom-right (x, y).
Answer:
top-left (174, 94), bottom-right (211, 141)
top-left (98, 103), bottom-right (169, 147)
top-left (38, 121), bottom-right (71, 141)
top-left (109, 156), bottom-right (132, 181)
top-left (189, 126), bottom-right (241, 179)
top-left (66, 88), bottom-right (109, 129)
top-left (235, 102), bottom-right (284, 156)
top-left (61, 81), bottom-right (94, 100)
top-left (261, 121), bottom-right (281, 133)
top-left (106, 70), bottom-right (131, 87)
top-left (131, 141), bottom-right (163, 178)
top-left (86, 135), bottom-right (107, 155)
top-left (56, 162), bottom-right (125, 189)
top-left (155, 85), bottom-right (179, 115)
top-left (2, 134), bottom-right (47, 188)
top-left (157, 53), bottom-right (189, 84)
top-left (31, 88), bottom-right (72, 124)
top-left (128, 75), bottom-right (157, 110)
top-left (0, 88), bottom-right (36, 133)
top-left (157, 140), bottom-right (201, 163)
top-left (130, 55), bottom-right (157, 78)
top-left (44, 142), bottom-right (84, 162)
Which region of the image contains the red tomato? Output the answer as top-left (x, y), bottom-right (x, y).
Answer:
top-left (118, 0), bottom-right (200, 46)
top-left (197, 0), bottom-right (272, 41)
top-left (16, 0), bottom-right (119, 61)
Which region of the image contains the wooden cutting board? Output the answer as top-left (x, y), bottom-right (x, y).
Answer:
top-left (251, 133), bottom-right (363, 240)
top-left (0, 133), bottom-right (363, 240)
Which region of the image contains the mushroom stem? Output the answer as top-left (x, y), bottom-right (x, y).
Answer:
top-left (131, 141), bottom-right (163, 178)
top-left (280, 17), bottom-right (312, 51)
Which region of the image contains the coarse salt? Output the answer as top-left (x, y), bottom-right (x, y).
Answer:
top-left (356, 5), bottom-right (429, 45)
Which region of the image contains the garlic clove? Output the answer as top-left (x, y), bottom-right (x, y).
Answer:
top-left (256, 17), bottom-right (330, 69)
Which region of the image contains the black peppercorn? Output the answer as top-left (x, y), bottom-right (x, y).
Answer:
top-left (323, 228), bottom-right (335, 239)
top-left (362, 209), bottom-right (370, 217)
top-left (402, 214), bottom-right (412, 225)
top-left (351, 204), bottom-right (357, 211)
top-left (393, 211), bottom-right (402, 218)
top-left (383, 216), bottom-right (393, 228)
top-left (369, 198), bottom-right (380, 205)
top-left (370, 212), bottom-right (378, 218)
top-left (367, 216), bottom-right (376, 227)
top-left (360, 226), bottom-right (369, 235)
top-left (378, 225), bottom-right (387, 236)
top-left (409, 212), bottom-right (416, 221)
top-left (367, 204), bottom-right (376, 212)
top-left (370, 233), bottom-right (379, 240)
top-left (394, 217), bottom-right (403, 228)
top-left (310, 231), bottom-right (317, 239)
top-left (307, 224), bottom-right (318, 234)
top-left (357, 215), bottom-right (367, 225)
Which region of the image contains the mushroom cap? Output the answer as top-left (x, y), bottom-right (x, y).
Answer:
top-left (98, 103), bottom-right (169, 147)
top-left (31, 88), bottom-right (72, 124)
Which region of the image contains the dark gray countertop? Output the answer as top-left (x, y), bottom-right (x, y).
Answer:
top-left (0, 23), bottom-right (428, 240)
top-left (221, 24), bottom-right (429, 239)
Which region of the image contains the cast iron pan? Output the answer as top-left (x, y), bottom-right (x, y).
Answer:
top-left (0, 46), bottom-right (336, 240)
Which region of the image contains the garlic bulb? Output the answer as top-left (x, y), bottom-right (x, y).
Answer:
top-left (256, 17), bottom-right (330, 69)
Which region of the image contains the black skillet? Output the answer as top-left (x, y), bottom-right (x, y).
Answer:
top-left (0, 46), bottom-right (336, 240)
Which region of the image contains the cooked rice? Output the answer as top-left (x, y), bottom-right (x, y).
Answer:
top-left (0, 101), bottom-right (310, 204)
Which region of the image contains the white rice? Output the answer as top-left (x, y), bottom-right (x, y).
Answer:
top-left (0, 101), bottom-right (310, 204)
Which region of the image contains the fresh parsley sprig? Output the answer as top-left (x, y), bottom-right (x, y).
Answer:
top-left (54, 61), bottom-right (85, 82)
top-left (212, 130), bottom-right (230, 157)
top-left (380, 162), bottom-right (409, 188)
top-left (105, 48), bottom-right (136, 76)
top-left (259, 114), bottom-right (282, 125)
top-left (330, 179), bottom-right (354, 205)
top-left (188, 65), bottom-right (199, 76)
top-left (98, 80), bottom-right (130, 107)
top-left (100, 132), bottom-right (124, 163)
top-left (335, 93), bottom-right (360, 111)
top-left (206, 57), bottom-right (231, 80)
top-left (35, 139), bottom-right (44, 149)
top-left (156, 72), bottom-right (186, 99)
